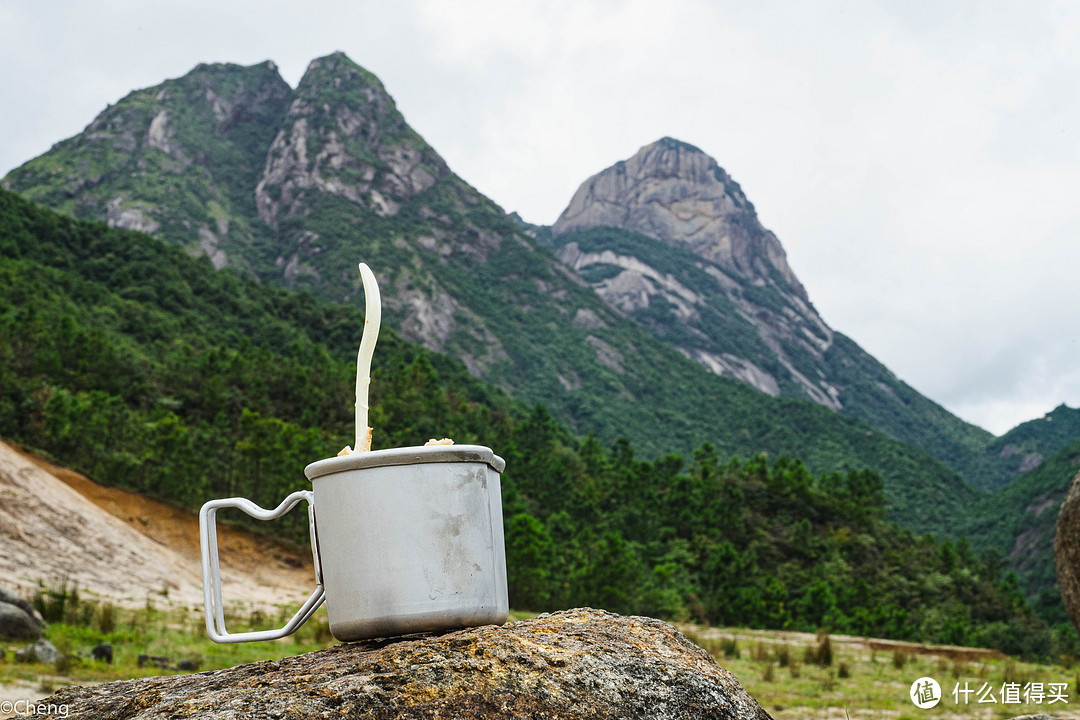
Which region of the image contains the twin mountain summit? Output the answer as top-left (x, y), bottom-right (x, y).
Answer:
top-left (4, 52), bottom-right (1078, 605)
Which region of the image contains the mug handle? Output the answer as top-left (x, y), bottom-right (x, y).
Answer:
top-left (199, 490), bottom-right (325, 643)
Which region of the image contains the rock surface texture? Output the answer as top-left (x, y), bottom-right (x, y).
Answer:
top-left (553, 137), bottom-right (805, 298)
top-left (38, 609), bottom-right (771, 719)
top-left (255, 52), bottom-right (449, 230)
top-left (1055, 468), bottom-right (1080, 635)
top-left (0, 602), bottom-right (40, 640)
top-left (0, 586), bottom-right (43, 639)
top-left (551, 137), bottom-right (837, 407)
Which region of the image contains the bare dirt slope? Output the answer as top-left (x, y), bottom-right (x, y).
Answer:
top-left (0, 441), bottom-right (312, 611)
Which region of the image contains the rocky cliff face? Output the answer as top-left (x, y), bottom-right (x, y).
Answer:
top-left (239, 53), bottom-right (517, 373)
top-left (38, 609), bottom-right (772, 720)
top-left (255, 52), bottom-right (449, 229)
top-left (548, 138), bottom-right (993, 476)
top-left (551, 138), bottom-right (837, 407)
top-left (1, 54), bottom-right (500, 368)
top-left (555, 138), bottom-right (806, 300)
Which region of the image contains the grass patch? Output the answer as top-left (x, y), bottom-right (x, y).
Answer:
top-left (1, 596), bottom-right (339, 692)
top-left (684, 625), bottom-right (1079, 720)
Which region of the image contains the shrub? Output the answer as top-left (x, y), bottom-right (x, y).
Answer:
top-left (810, 630), bottom-right (833, 667)
top-left (762, 662), bottom-right (775, 682)
top-left (96, 602), bottom-right (116, 634)
top-left (775, 644), bottom-right (791, 667)
top-left (33, 578), bottom-right (81, 624)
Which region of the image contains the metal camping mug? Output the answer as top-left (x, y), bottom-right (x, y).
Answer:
top-left (199, 444), bottom-right (508, 643)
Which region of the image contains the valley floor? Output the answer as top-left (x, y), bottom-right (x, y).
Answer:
top-left (2, 444), bottom-right (1077, 720)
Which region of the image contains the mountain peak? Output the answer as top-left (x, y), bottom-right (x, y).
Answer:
top-left (1, 59), bottom-right (292, 270)
top-left (653, 136), bottom-right (706, 154)
top-left (255, 53), bottom-right (448, 228)
top-left (553, 138), bottom-right (806, 300)
top-left (299, 52), bottom-right (387, 93)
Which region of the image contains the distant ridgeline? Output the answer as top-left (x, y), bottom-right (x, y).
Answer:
top-left (0, 189), bottom-right (1070, 658)
top-left (5, 52), bottom-right (1064, 540)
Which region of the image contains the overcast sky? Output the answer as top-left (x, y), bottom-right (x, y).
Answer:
top-left (2, 0), bottom-right (1077, 435)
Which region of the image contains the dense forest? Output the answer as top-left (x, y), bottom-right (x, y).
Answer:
top-left (0, 189), bottom-right (1072, 659)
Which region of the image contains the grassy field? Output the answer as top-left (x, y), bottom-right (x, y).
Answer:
top-left (3, 598), bottom-right (1079, 720)
top-left (0, 596), bottom-right (338, 705)
top-left (684, 625), bottom-right (1080, 720)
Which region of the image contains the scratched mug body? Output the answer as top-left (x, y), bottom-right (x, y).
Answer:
top-left (199, 444), bottom-right (508, 643)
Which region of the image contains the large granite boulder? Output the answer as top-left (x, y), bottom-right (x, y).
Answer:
top-left (0, 601), bottom-right (41, 639)
top-left (0, 586), bottom-right (41, 620)
top-left (0, 586), bottom-right (43, 639)
top-left (37, 608), bottom-right (771, 719)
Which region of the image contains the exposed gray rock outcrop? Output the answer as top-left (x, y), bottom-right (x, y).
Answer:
top-left (254, 52), bottom-right (448, 229)
top-left (550, 138), bottom-right (841, 407)
top-left (0, 587), bottom-right (43, 624)
top-left (37, 608), bottom-right (772, 719)
top-left (1, 59), bottom-right (291, 273)
top-left (0, 601), bottom-right (41, 639)
top-left (553, 137), bottom-right (806, 300)
top-left (0, 586), bottom-right (43, 639)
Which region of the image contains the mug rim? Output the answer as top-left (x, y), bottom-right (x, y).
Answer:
top-left (304, 444), bottom-right (506, 480)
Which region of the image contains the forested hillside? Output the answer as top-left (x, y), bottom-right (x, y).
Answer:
top-left (0, 189), bottom-right (1070, 657)
top-left (956, 438), bottom-right (1080, 624)
top-left (980, 406), bottom-right (1080, 489)
top-left (0, 171), bottom-right (978, 537)
top-left (545, 224), bottom-right (1003, 487)
top-left (1, 54), bottom-right (1004, 528)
